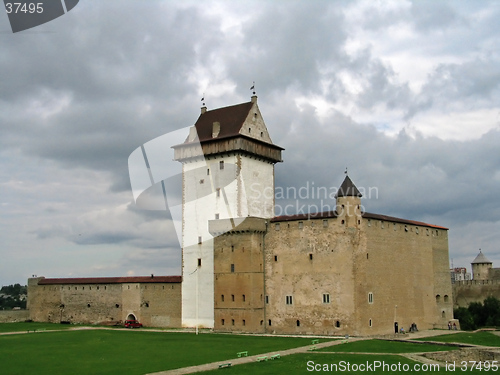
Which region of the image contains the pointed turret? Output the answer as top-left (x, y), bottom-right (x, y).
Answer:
top-left (335, 175), bottom-right (362, 228)
top-left (471, 250), bottom-right (492, 281)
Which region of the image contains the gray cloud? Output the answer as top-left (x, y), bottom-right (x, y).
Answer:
top-left (1, 0), bottom-right (500, 285)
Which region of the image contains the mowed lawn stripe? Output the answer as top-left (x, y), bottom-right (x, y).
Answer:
top-left (0, 329), bottom-right (321, 375)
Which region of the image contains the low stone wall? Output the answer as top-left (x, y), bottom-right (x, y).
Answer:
top-left (0, 310), bottom-right (30, 322)
top-left (424, 348), bottom-right (500, 363)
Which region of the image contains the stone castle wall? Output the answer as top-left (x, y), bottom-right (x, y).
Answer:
top-left (211, 213), bottom-right (453, 336)
top-left (453, 279), bottom-right (500, 308)
top-left (27, 277), bottom-right (181, 327)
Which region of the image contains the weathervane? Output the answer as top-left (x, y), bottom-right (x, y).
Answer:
top-left (345, 167), bottom-right (348, 176)
top-left (201, 93), bottom-right (205, 107)
top-left (250, 81), bottom-right (256, 95)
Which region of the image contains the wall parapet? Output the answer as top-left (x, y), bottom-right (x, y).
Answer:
top-left (455, 279), bottom-right (500, 286)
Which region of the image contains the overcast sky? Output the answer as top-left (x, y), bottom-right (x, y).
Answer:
top-left (1, 0), bottom-right (500, 286)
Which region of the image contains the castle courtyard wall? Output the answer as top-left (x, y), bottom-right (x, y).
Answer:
top-left (27, 277), bottom-right (181, 327)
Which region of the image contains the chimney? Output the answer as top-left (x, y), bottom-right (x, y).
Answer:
top-left (251, 95), bottom-right (257, 103)
top-left (212, 121), bottom-right (220, 138)
top-left (201, 106), bottom-right (207, 114)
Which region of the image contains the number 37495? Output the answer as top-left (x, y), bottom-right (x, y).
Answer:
top-left (5, 3), bottom-right (44, 14)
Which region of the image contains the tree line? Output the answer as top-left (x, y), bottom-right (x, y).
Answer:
top-left (454, 296), bottom-right (500, 330)
top-left (0, 284), bottom-right (27, 310)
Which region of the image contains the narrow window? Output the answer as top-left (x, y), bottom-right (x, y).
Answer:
top-left (298, 221), bottom-right (303, 229)
top-left (296, 320), bottom-right (300, 327)
top-left (231, 294), bottom-right (234, 302)
top-left (341, 220), bottom-right (345, 225)
top-left (265, 295), bottom-right (269, 304)
top-left (215, 213), bottom-right (219, 219)
top-left (323, 219), bottom-right (328, 228)
top-left (367, 253), bottom-right (369, 259)
top-left (231, 319), bottom-right (235, 326)
top-left (242, 294), bottom-right (246, 302)
top-left (369, 319), bottom-right (372, 327)
top-left (221, 295), bottom-right (224, 302)
top-left (286, 295), bottom-right (293, 305)
top-left (442, 311), bottom-right (445, 318)
top-left (222, 319), bottom-right (225, 326)
top-left (197, 258), bottom-right (202, 267)
top-left (323, 293), bottom-right (330, 304)
top-left (87, 304), bottom-right (91, 308)
top-left (268, 319), bottom-right (272, 326)
top-left (248, 127), bottom-right (251, 133)
top-left (243, 319), bottom-right (246, 326)
top-left (207, 168), bottom-right (210, 175)
top-left (260, 131), bottom-right (263, 137)
top-left (230, 264), bottom-right (235, 273)
top-left (368, 292), bottom-right (373, 304)
top-left (198, 236), bottom-right (202, 244)
top-left (444, 295), bottom-right (449, 302)
top-left (275, 223), bottom-right (280, 231)
top-left (216, 188), bottom-right (220, 197)
top-left (274, 255), bottom-right (278, 262)
top-left (436, 294), bottom-right (441, 303)
top-left (335, 320), bottom-right (340, 328)
top-left (219, 161), bottom-right (224, 170)
top-left (260, 320), bottom-right (263, 326)
top-left (231, 245), bottom-right (234, 252)
top-left (309, 253), bottom-right (313, 260)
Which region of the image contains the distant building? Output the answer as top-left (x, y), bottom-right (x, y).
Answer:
top-left (452, 250), bottom-right (500, 307)
top-left (450, 267), bottom-right (471, 283)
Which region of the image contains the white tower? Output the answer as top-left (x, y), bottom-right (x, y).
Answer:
top-left (173, 96), bottom-right (283, 328)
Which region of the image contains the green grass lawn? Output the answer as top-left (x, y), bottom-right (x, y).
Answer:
top-left (0, 329), bottom-right (320, 375)
top-left (317, 339), bottom-right (460, 353)
top-left (417, 331), bottom-right (500, 347)
top-left (0, 322), bottom-right (79, 333)
top-left (202, 353), bottom-right (479, 374)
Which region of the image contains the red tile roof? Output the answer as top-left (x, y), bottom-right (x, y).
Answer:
top-left (37, 276), bottom-right (182, 285)
top-left (271, 211), bottom-right (447, 230)
top-left (192, 101), bottom-right (254, 142)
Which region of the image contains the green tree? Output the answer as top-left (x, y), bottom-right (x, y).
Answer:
top-left (453, 307), bottom-right (475, 330)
